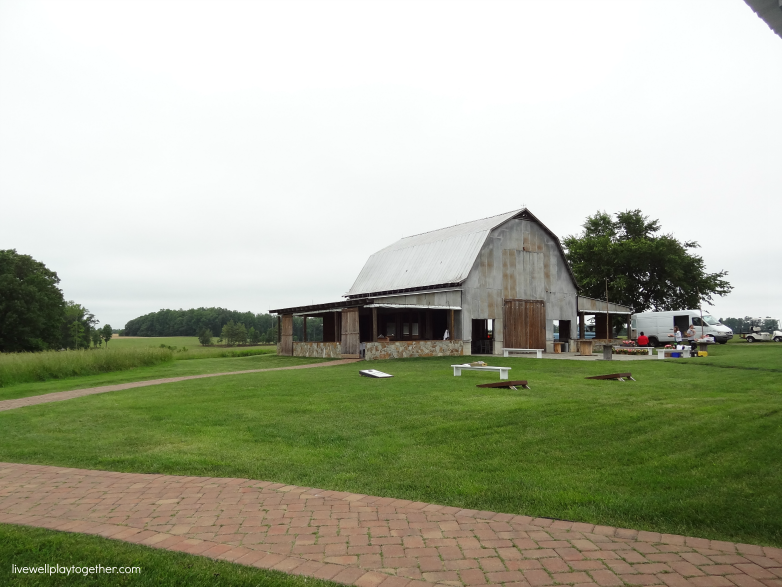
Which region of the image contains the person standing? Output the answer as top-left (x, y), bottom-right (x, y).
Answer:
top-left (686, 324), bottom-right (697, 351)
top-left (669, 326), bottom-right (682, 345)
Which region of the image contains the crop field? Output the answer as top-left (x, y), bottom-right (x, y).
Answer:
top-left (0, 342), bottom-right (780, 548)
top-left (111, 335), bottom-right (277, 359)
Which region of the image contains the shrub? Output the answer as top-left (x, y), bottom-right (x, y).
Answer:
top-left (0, 347), bottom-right (174, 387)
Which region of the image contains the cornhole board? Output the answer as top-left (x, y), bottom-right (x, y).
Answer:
top-left (586, 373), bottom-right (635, 382)
top-left (359, 370), bottom-right (393, 378)
top-left (477, 380), bottom-right (530, 390)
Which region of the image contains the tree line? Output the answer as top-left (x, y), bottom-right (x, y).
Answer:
top-left (123, 307), bottom-right (322, 343)
top-left (0, 249), bottom-right (113, 352)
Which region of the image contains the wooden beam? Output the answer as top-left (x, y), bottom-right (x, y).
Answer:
top-left (277, 315), bottom-right (281, 343)
top-left (372, 307), bottom-right (377, 342)
top-left (303, 316), bottom-right (307, 342)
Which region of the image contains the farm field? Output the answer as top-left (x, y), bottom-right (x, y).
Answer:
top-left (0, 522), bottom-right (338, 587)
top-left (0, 343), bottom-right (780, 547)
top-left (112, 336), bottom-right (277, 358)
top-left (0, 354), bottom-right (326, 402)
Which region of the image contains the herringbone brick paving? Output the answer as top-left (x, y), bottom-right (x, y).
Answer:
top-left (0, 358), bottom-right (360, 412)
top-left (1, 463), bottom-right (780, 587)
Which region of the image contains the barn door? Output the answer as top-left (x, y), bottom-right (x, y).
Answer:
top-left (503, 299), bottom-right (545, 350)
top-left (341, 308), bottom-right (360, 357)
top-left (280, 314), bottom-right (294, 356)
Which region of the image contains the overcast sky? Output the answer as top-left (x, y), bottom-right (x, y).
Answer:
top-left (1, 0), bottom-right (780, 328)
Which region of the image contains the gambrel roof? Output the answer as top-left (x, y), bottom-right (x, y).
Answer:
top-left (345, 208), bottom-right (577, 299)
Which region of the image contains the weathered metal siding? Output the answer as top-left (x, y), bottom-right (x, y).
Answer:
top-left (460, 218), bottom-right (578, 352)
top-left (372, 290), bottom-right (462, 308)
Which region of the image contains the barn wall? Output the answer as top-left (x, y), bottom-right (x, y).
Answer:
top-left (460, 218), bottom-right (578, 353)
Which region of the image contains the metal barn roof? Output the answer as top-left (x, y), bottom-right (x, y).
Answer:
top-left (345, 208), bottom-right (576, 298)
top-left (743, 0), bottom-right (782, 40)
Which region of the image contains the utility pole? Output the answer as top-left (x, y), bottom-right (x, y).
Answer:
top-left (605, 278), bottom-right (610, 340)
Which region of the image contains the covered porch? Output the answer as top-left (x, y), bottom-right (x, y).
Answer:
top-left (271, 299), bottom-right (463, 360)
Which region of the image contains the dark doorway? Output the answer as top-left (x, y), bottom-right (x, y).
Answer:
top-left (471, 319), bottom-right (493, 354)
top-left (674, 315), bottom-right (690, 333)
top-left (558, 320), bottom-right (571, 341)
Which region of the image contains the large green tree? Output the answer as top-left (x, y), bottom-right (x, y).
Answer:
top-left (563, 210), bottom-right (732, 313)
top-left (0, 249), bottom-right (65, 352)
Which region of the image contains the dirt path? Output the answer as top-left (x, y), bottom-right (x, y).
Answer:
top-left (1, 462), bottom-right (780, 587)
top-left (0, 359), bottom-right (361, 413)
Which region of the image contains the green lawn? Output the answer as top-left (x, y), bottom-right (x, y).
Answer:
top-left (0, 355), bottom-right (328, 402)
top-left (0, 344), bottom-right (780, 547)
top-left (0, 523), bottom-right (339, 587)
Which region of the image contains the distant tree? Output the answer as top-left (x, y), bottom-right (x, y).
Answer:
top-left (763, 318), bottom-right (779, 332)
top-left (0, 249), bottom-right (66, 352)
top-left (60, 301), bottom-right (98, 350)
top-left (235, 323), bottom-right (248, 345)
top-left (91, 329), bottom-right (102, 348)
top-left (249, 326), bottom-right (260, 345)
top-left (197, 328), bottom-right (213, 346)
top-left (221, 320), bottom-right (239, 346)
top-left (101, 324), bottom-right (113, 348)
top-left (564, 210), bottom-right (733, 317)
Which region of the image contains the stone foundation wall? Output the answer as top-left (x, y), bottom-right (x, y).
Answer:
top-left (365, 340), bottom-right (463, 360)
top-left (293, 342), bottom-right (342, 358)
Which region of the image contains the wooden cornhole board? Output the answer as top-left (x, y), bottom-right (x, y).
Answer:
top-left (586, 372), bottom-right (636, 382)
top-left (477, 380), bottom-right (530, 390)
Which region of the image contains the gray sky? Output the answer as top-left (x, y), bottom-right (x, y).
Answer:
top-left (1, 0), bottom-right (780, 328)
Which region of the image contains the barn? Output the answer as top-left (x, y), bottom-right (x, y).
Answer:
top-left (271, 208), bottom-right (630, 359)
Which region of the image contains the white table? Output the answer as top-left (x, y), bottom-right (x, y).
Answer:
top-left (656, 348), bottom-right (691, 359)
top-left (502, 348), bottom-right (544, 358)
top-left (452, 364), bottom-right (511, 379)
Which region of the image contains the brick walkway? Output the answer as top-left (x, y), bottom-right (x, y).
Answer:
top-left (1, 464), bottom-right (780, 587)
top-left (0, 359), bottom-right (360, 412)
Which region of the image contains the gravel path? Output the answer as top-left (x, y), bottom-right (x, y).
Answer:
top-left (0, 359), bottom-right (361, 412)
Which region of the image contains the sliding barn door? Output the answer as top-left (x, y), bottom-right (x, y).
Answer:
top-left (503, 299), bottom-right (545, 350)
top-left (341, 308), bottom-right (360, 357)
top-left (280, 314), bottom-right (294, 356)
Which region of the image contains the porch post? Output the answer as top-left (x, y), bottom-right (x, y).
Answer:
top-left (372, 308), bottom-right (378, 341)
top-left (277, 315), bottom-right (281, 343)
top-left (303, 316), bottom-right (307, 342)
top-left (578, 312), bottom-right (585, 339)
top-left (627, 314), bottom-right (633, 340)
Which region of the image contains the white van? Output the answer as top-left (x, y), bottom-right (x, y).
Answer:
top-left (631, 310), bottom-right (733, 346)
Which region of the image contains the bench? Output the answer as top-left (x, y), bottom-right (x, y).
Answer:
top-left (656, 348), bottom-right (691, 359)
top-left (502, 348), bottom-right (543, 358)
top-left (612, 346), bottom-right (653, 355)
top-left (452, 364), bottom-right (511, 380)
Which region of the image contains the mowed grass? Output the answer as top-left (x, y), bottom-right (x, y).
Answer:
top-left (111, 336), bottom-right (277, 359)
top-left (0, 344), bottom-right (780, 547)
top-left (0, 523), bottom-right (340, 587)
top-left (0, 354), bottom-right (328, 402)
